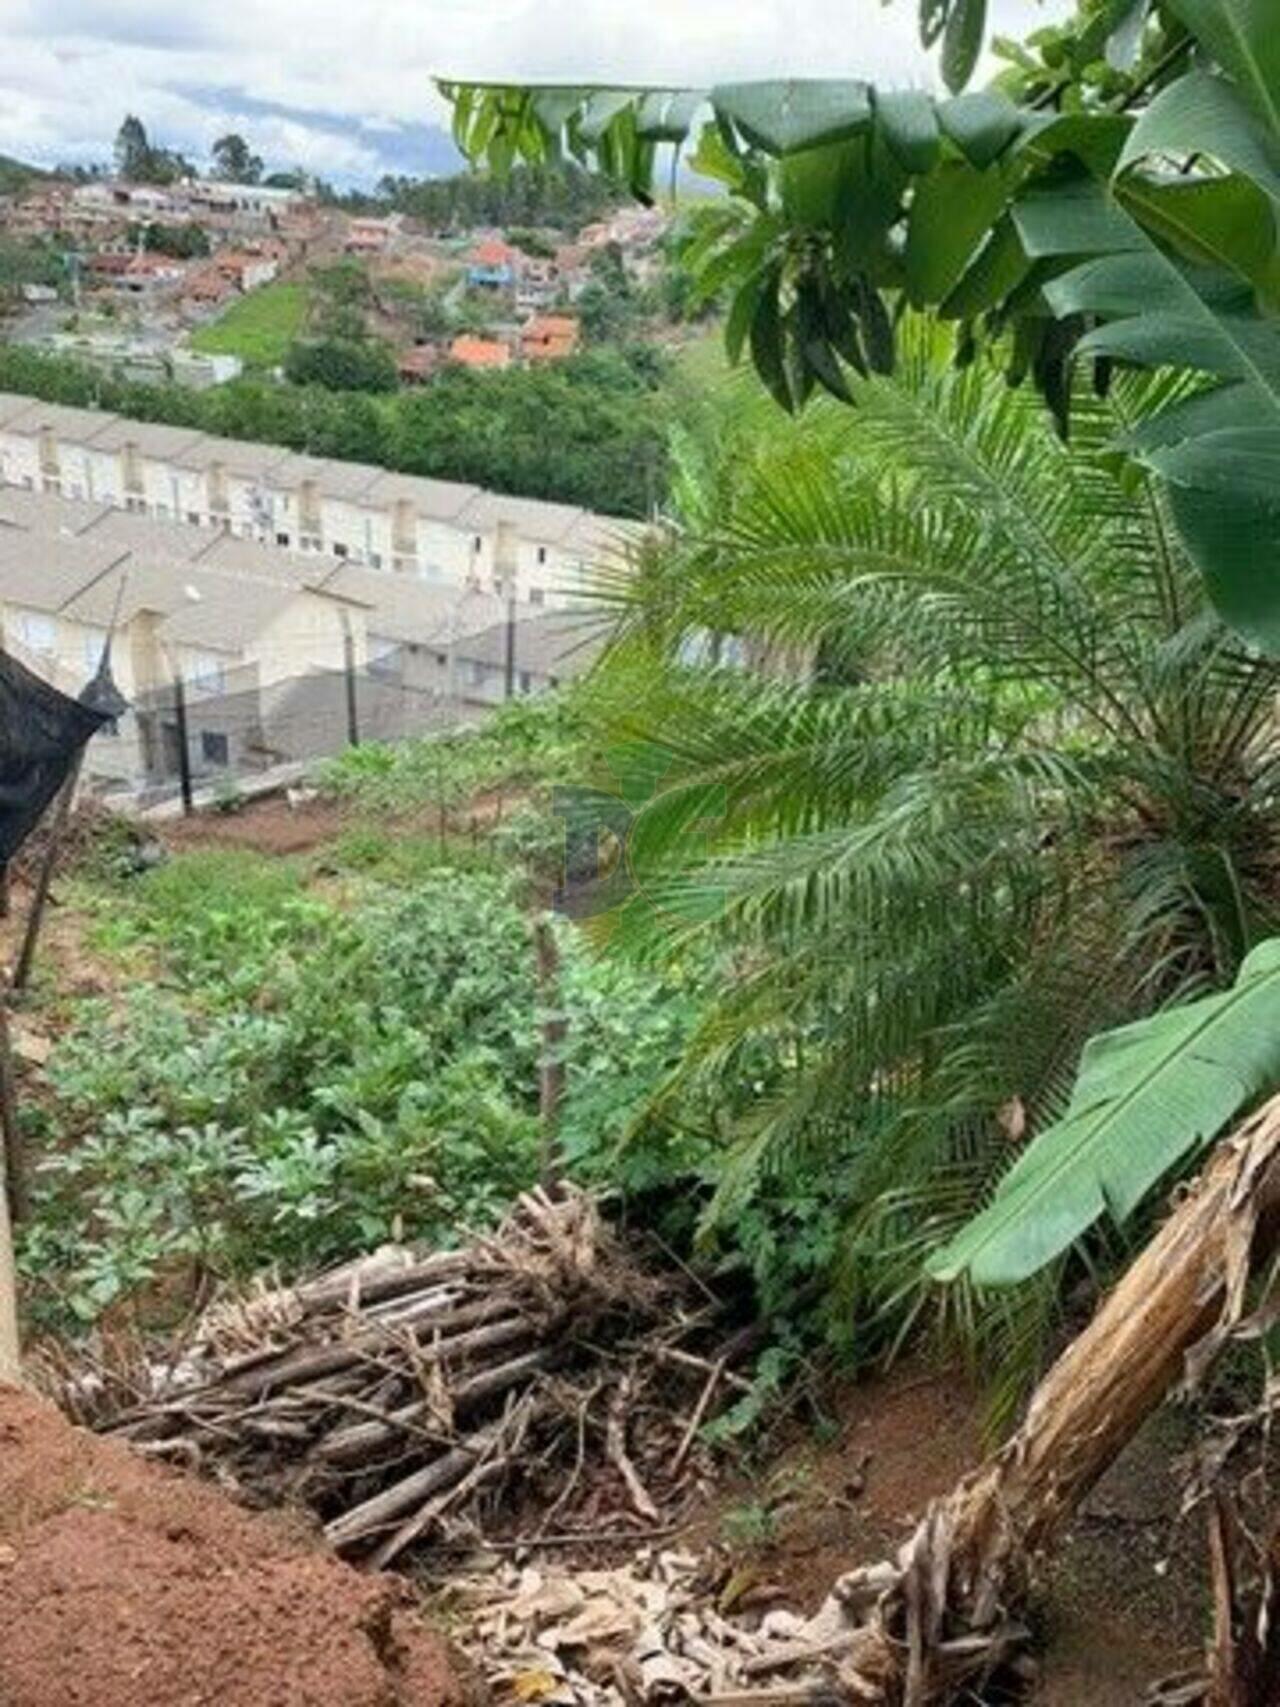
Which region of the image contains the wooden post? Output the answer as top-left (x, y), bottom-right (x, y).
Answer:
top-left (0, 972), bottom-right (26, 1382)
top-left (0, 1085), bottom-right (20, 1384)
top-left (534, 915), bottom-right (566, 1186)
top-left (13, 754), bottom-right (82, 995)
top-left (0, 989), bottom-right (26, 1225)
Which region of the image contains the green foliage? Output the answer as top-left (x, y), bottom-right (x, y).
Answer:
top-left (22, 847), bottom-right (696, 1330)
top-left (376, 162), bottom-right (623, 232)
top-left (932, 938), bottom-right (1280, 1285)
top-left (211, 132), bottom-right (264, 185)
top-left (189, 283), bottom-right (311, 369)
top-left (139, 222), bottom-right (212, 260)
top-left (316, 690), bottom-right (595, 816)
top-left (577, 326), bottom-right (1280, 1371)
top-left (283, 336), bottom-right (399, 393)
top-left (0, 342), bottom-right (668, 518)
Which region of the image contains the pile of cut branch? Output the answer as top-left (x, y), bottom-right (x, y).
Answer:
top-left (49, 1188), bottom-right (739, 1568)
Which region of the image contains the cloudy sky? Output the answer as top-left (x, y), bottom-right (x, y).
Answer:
top-left (0, 1), bottom-right (1067, 188)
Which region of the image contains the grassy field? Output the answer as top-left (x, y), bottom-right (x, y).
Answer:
top-left (189, 281), bottom-right (309, 369)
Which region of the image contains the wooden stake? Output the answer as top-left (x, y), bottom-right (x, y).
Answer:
top-left (534, 914), bottom-right (566, 1186)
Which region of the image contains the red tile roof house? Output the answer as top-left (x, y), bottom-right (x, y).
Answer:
top-left (448, 335), bottom-right (513, 371)
top-left (466, 239), bottom-right (518, 290)
top-left (520, 314), bottom-right (581, 363)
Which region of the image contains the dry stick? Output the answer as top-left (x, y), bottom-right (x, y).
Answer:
top-left (0, 1002), bottom-right (19, 1382)
top-left (672, 1356), bottom-right (725, 1476)
top-left (606, 1374), bottom-right (659, 1522)
top-left (0, 980), bottom-right (27, 1226)
top-left (534, 914), bottom-right (566, 1187)
top-left (316, 1345), bottom-right (550, 1466)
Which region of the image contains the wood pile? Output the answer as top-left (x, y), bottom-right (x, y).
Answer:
top-left (53, 1188), bottom-right (739, 1569)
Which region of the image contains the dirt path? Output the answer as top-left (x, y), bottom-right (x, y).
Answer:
top-left (0, 1385), bottom-right (462, 1707)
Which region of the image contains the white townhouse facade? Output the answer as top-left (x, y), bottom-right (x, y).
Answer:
top-left (0, 394), bottom-right (640, 611)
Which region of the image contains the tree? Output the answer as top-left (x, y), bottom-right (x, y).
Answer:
top-left (113, 113), bottom-right (192, 185)
top-left (140, 222), bottom-right (211, 259)
top-left (114, 114), bottom-right (151, 180)
top-left (283, 337), bottom-right (399, 393)
top-left (584, 326), bottom-right (1280, 1389)
top-left (211, 132), bottom-right (264, 185)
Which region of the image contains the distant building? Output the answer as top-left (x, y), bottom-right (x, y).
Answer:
top-left (520, 314), bottom-right (580, 363)
top-left (448, 335), bottom-right (512, 371)
top-left (466, 238), bottom-right (517, 291)
top-left (345, 213), bottom-right (404, 255)
top-left (0, 390), bottom-right (643, 607)
top-left (515, 255), bottom-right (559, 312)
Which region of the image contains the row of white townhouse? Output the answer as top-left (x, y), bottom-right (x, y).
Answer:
top-left (0, 485), bottom-right (605, 795)
top-left (0, 394), bottom-right (640, 609)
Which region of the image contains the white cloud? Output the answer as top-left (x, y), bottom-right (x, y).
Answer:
top-left (0, 0), bottom-right (1072, 184)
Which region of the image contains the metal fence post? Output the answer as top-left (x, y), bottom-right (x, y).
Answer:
top-left (343, 623), bottom-right (360, 748)
top-left (173, 671), bottom-right (194, 815)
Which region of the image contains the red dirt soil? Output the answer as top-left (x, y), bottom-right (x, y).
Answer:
top-left (0, 1384), bottom-right (462, 1707)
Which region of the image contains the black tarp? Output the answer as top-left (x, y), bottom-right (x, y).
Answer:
top-left (0, 649), bottom-right (115, 865)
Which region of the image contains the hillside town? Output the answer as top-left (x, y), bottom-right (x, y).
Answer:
top-left (0, 139), bottom-right (673, 389)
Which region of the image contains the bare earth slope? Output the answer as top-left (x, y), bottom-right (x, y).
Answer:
top-left (0, 1384), bottom-right (462, 1707)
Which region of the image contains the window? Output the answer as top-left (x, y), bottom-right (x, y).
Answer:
top-left (126, 495), bottom-right (146, 514)
top-left (529, 587), bottom-right (545, 608)
top-left (155, 504), bottom-right (171, 518)
top-left (548, 674), bottom-right (559, 689)
top-left (276, 531), bottom-right (291, 547)
top-left (68, 482), bottom-right (84, 499)
top-left (368, 551), bottom-right (383, 569)
top-left (435, 652), bottom-right (448, 668)
top-left (41, 477), bottom-right (61, 495)
top-left (332, 542), bottom-right (349, 559)
top-left (467, 659), bottom-right (487, 687)
top-left (536, 546), bottom-right (547, 565)
top-left (518, 670), bottom-right (533, 695)
top-left (472, 535), bottom-right (482, 553)
top-left (200, 730), bottom-right (230, 767)
top-left (188, 655), bottom-right (228, 697)
top-left (13, 610), bottom-right (55, 656)
top-left (187, 512), bottom-right (202, 527)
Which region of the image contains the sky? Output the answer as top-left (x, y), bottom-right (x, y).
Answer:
top-left (0, 0), bottom-right (1070, 189)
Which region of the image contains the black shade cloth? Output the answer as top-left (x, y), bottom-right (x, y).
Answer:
top-left (0, 648), bottom-right (115, 864)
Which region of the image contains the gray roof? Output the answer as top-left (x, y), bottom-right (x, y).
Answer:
top-left (365, 471), bottom-right (484, 522)
top-left (0, 399), bottom-right (116, 444)
top-left (317, 561), bottom-right (505, 646)
top-left (264, 453), bottom-right (386, 504)
top-left (85, 419), bottom-right (213, 463)
top-left (455, 492), bottom-right (587, 547)
top-left (455, 610), bottom-right (607, 679)
top-left (173, 437), bottom-right (294, 480)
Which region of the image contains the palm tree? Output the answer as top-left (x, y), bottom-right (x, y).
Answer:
top-left (582, 324), bottom-right (1280, 1393)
